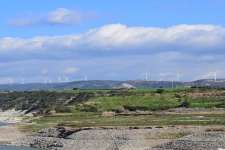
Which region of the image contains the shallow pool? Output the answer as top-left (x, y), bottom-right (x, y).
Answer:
top-left (0, 146), bottom-right (39, 150)
top-left (0, 122), bottom-right (8, 126)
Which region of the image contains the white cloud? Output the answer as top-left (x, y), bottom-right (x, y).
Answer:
top-left (47, 8), bottom-right (94, 25)
top-left (0, 24), bottom-right (225, 69)
top-left (9, 8), bottom-right (97, 26)
top-left (1, 24), bottom-right (225, 58)
top-left (64, 67), bottom-right (79, 75)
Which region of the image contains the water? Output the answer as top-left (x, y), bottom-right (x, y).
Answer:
top-left (0, 146), bottom-right (38, 150)
top-left (0, 123), bottom-right (38, 150)
top-left (0, 121), bottom-right (8, 126)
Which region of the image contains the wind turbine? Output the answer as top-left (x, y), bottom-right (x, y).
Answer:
top-left (57, 76), bottom-right (62, 83)
top-left (145, 72), bottom-right (148, 81)
top-left (148, 72), bottom-right (151, 81)
top-left (171, 79), bottom-right (174, 89)
top-left (21, 78), bottom-right (25, 84)
top-left (84, 75), bottom-right (88, 81)
top-left (176, 72), bottom-right (181, 82)
top-left (214, 72), bottom-right (217, 82)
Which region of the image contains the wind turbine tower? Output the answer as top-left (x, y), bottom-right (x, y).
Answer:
top-left (145, 72), bottom-right (151, 81)
top-left (171, 79), bottom-right (174, 89)
top-left (148, 72), bottom-right (151, 81)
top-left (84, 75), bottom-right (88, 81)
top-left (145, 72), bottom-right (148, 81)
top-left (177, 72), bottom-right (181, 81)
top-left (214, 72), bottom-right (217, 82)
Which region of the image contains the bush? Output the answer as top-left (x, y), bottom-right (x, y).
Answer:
top-left (55, 106), bottom-right (72, 113)
top-left (174, 94), bottom-right (182, 99)
top-left (155, 89), bottom-right (165, 94)
top-left (179, 100), bottom-right (189, 108)
top-left (123, 105), bottom-right (148, 111)
top-left (80, 104), bottom-right (98, 112)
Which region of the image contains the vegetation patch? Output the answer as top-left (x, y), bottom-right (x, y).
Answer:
top-left (2, 88), bottom-right (225, 131)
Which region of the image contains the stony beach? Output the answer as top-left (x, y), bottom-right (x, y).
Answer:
top-left (0, 125), bottom-right (27, 145)
top-left (2, 109), bottom-right (225, 150)
top-left (0, 109), bottom-right (29, 146)
top-left (1, 118), bottom-right (225, 150)
top-left (11, 125), bottom-right (225, 150)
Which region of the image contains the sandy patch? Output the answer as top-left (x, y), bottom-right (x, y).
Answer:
top-left (0, 125), bottom-right (27, 145)
top-left (0, 109), bottom-right (25, 123)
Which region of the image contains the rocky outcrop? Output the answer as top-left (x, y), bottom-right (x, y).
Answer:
top-left (29, 137), bottom-right (64, 150)
top-left (152, 132), bottom-right (225, 150)
top-left (35, 127), bottom-right (77, 138)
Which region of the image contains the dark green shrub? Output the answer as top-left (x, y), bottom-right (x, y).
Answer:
top-left (55, 106), bottom-right (72, 113)
top-left (123, 105), bottom-right (148, 111)
top-left (179, 100), bottom-right (189, 108)
top-left (155, 89), bottom-right (165, 94)
top-left (80, 104), bottom-right (98, 112)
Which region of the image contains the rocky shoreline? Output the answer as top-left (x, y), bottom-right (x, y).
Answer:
top-left (2, 109), bottom-right (225, 150)
top-left (0, 125), bottom-right (225, 150)
top-left (9, 126), bottom-right (225, 150)
top-left (11, 126), bottom-right (171, 150)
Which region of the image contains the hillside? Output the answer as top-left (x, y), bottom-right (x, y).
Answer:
top-left (2, 88), bottom-right (225, 130)
top-left (0, 79), bottom-right (225, 91)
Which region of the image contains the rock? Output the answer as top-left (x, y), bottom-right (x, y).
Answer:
top-left (30, 137), bottom-right (63, 150)
top-left (102, 111), bottom-right (116, 117)
top-left (36, 127), bottom-right (76, 138)
top-left (153, 132), bottom-right (225, 150)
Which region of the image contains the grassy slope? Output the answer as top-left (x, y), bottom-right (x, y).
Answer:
top-left (77, 88), bottom-right (225, 111)
top-left (18, 88), bottom-right (225, 131)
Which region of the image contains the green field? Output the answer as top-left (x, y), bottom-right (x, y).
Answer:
top-left (15, 88), bottom-right (225, 131)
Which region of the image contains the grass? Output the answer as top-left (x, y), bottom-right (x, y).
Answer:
top-left (187, 97), bottom-right (225, 108)
top-left (75, 88), bottom-right (225, 112)
top-left (78, 93), bottom-right (181, 112)
top-left (23, 112), bottom-right (225, 132)
top-left (18, 88), bottom-right (225, 131)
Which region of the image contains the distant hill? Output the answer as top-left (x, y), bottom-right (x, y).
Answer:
top-left (188, 79), bottom-right (225, 88)
top-left (0, 79), bottom-right (225, 91)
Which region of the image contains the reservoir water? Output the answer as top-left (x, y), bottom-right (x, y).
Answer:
top-left (0, 122), bottom-right (39, 150)
top-left (0, 121), bottom-right (7, 126)
top-left (0, 146), bottom-right (38, 150)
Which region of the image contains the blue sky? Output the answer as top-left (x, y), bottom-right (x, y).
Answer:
top-left (2, 0), bottom-right (225, 37)
top-left (0, 0), bottom-right (225, 83)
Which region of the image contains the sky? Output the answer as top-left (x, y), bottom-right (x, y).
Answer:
top-left (1, 0), bottom-right (225, 83)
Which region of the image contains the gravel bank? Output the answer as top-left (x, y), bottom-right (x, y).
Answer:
top-left (153, 132), bottom-right (225, 150)
top-left (12, 126), bottom-right (211, 150)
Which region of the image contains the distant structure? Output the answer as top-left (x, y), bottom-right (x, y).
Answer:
top-left (113, 83), bottom-right (136, 90)
top-left (176, 72), bottom-right (181, 81)
top-left (145, 72), bottom-right (151, 81)
top-left (171, 80), bottom-right (174, 88)
top-left (84, 76), bottom-right (88, 81)
top-left (145, 72), bottom-right (148, 81)
top-left (214, 72), bottom-right (217, 82)
top-left (21, 78), bottom-right (25, 84)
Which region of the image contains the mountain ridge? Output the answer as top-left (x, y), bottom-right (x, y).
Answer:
top-left (0, 79), bottom-right (225, 91)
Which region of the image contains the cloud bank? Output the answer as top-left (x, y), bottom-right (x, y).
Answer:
top-left (1, 24), bottom-right (225, 61)
top-left (1, 24), bottom-right (225, 83)
top-left (2, 24), bottom-right (225, 50)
